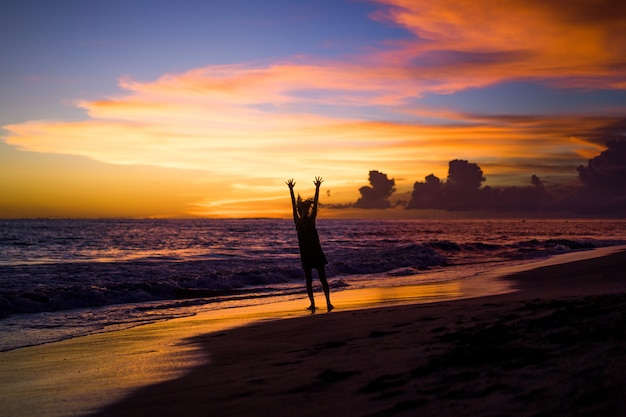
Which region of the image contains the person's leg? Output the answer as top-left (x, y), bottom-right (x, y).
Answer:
top-left (305, 268), bottom-right (316, 311)
top-left (318, 266), bottom-right (333, 311)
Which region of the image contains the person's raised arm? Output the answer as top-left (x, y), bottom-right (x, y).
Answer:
top-left (286, 179), bottom-right (298, 223)
top-left (312, 176), bottom-right (323, 219)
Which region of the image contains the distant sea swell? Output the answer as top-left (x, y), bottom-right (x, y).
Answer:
top-left (2, 218), bottom-right (625, 318)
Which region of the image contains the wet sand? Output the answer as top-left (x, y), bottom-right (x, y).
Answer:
top-left (1, 248), bottom-right (625, 417)
top-left (88, 249), bottom-right (626, 417)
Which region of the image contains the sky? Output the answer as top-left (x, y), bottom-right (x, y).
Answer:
top-left (1, 0), bottom-right (625, 218)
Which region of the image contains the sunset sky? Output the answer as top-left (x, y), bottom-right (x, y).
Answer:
top-left (2, 0), bottom-right (625, 218)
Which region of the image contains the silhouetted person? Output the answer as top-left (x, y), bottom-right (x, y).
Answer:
top-left (286, 176), bottom-right (333, 312)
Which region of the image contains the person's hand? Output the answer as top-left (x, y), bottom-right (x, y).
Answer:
top-left (286, 179), bottom-right (295, 189)
top-left (314, 176), bottom-right (323, 187)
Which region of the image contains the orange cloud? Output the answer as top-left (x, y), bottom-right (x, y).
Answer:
top-left (2, 60), bottom-right (615, 194)
top-left (368, 0), bottom-right (626, 90)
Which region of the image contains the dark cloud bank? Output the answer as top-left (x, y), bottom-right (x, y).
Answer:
top-left (333, 139), bottom-right (626, 216)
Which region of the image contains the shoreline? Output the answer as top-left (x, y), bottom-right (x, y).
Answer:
top-left (1, 247), bottom-right (625, 417)
top-left (92, 248), bottom-right (626, 417)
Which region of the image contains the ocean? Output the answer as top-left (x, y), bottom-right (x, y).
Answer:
top-left (1, 218), bottom-right (625, 352)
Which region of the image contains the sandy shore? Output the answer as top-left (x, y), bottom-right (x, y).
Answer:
top-left (1, 248), bottom-right (625, 417)
top-left (84, 249), bottom-right (626, 417)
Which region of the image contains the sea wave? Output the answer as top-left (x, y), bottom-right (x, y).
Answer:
top-left (2, 217), bottom-right (626, 352)
top-left (2, 236), bottom-right (623, 318)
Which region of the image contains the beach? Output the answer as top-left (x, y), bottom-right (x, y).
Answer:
top-left (2, 248), bottom-right (626, 417)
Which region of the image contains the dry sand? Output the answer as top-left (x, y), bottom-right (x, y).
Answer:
top-left (86, 249), bottom-right (626, 417)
